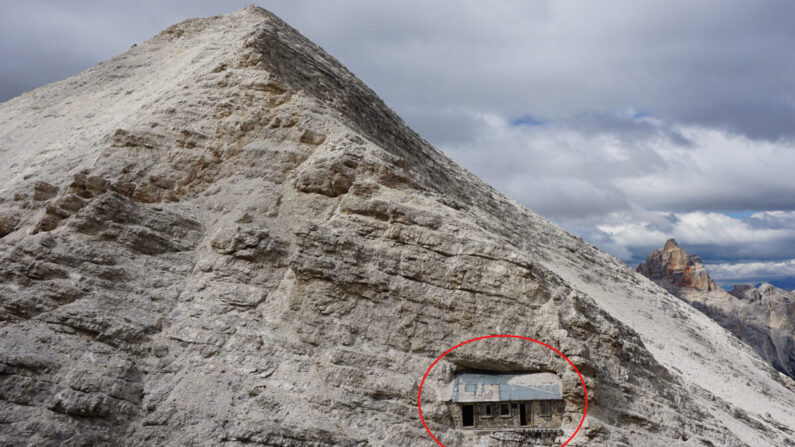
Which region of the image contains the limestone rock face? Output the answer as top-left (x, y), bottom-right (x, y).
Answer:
top-left (1, 6), bottom-right (794, 447)
top-left (637, 239), bottom-right (718, 292)
top-left (638, 241), bottom-right (795, 380)
top-left (727, 283), bottom-right (795, 378)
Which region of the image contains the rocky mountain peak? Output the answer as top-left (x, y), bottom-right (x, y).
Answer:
top-left (636, 239), bottom-right (718, 292)
top-left (662, 238), bottom-right (680, 250)
top-left (2, 7), bottom-right (795, 447)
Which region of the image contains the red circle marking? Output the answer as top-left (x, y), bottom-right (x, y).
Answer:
top-left (417, 334), bottom-right (588, 447)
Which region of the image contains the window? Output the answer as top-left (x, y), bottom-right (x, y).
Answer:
top-left (500, 403), bottom-right (510, 417)
top-left (481, 403), bottom-right (492, 418)
top-left (541, 401), bottom-right (551, 415)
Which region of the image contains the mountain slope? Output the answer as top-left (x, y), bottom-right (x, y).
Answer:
top-left (637, 239), bottom-right (795, 379)
top-left (1, 7), bottom-right (793, 446)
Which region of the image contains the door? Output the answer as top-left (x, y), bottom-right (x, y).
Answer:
top-left (520, 403), bottom-right (531, 426)
top-left (462, 405), bottom-right (474, 427)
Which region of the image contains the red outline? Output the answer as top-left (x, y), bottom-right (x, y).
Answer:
top-left (417, 334), bottom-right (588, 447)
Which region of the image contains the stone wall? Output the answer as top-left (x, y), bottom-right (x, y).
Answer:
top-left (530, 400), bottom-right (564, 428)
top-left (449, 401), bottom-right (564, 430)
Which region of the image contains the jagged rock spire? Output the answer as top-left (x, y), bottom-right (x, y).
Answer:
top-left (637, 239), bottom-right (718, 292)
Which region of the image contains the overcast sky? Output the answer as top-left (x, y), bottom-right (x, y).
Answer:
top-left (3, 0), bottom-right (795, 289)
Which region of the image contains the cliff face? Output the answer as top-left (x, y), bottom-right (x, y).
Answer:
top-left (1, 7), bottom-right (794, 447)
top-left (638, 240), bottom-right (795, 380)
top-left (727, 283), bottom-right (795, 378)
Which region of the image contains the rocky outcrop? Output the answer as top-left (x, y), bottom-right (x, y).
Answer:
top-left (727, 283), bottom-right (795, 378)
top-left (636, 239), bottom-right (718, 292)
top-left (638, 241), bottom-right (795, 379)
top-left (0, 6), bottom-right (793, 447)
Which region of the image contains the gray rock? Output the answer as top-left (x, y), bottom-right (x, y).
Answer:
top-left (0, 6), bottom-right (793, 447)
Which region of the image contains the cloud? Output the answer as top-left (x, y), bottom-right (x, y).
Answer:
top-left (706, 259), bottom-right (795, 285)
top-left (594, 210), bottom-right (795, 264)
top-left (267, 0), bottom-right (795, 141)
top-left (438, 112), bottom-right (795, 218)
top-left (614, 128), bottom-right (795, 212)
top-left (674, 212), bottom-right (790, 246)
top-left (439, 111), bottom-right (674, 218)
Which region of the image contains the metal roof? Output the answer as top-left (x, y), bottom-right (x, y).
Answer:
top-left (451, 373), bottom-right (562, 403)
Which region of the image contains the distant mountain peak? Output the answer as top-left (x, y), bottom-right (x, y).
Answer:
top-left (636, 239), bottom-right (718, 292)
top-left (638, 242), bottom-right (795, 379)
top-left (663, 238), bottom-right (680, 250)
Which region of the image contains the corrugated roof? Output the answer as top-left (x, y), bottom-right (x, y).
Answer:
top-left (451, 373), bottom-right (562, 403)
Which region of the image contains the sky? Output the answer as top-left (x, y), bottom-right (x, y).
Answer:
top-left (2, 0), bottom-right (795, 290)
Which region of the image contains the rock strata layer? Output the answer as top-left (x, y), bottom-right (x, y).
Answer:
top-left (1, 7), bottom-right (794, 447)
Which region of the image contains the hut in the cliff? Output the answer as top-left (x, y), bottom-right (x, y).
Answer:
top-left (450, 372), bottom-right (564, 435)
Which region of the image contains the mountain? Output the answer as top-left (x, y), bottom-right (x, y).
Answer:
top-left (636, 239), bottom-right (719, 292)
top-left (637, 239), bottom-right (795, 379)
top-left (1, 7), bottom-right (794, 446)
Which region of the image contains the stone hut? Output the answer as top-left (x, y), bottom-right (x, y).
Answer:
top-left (450, 372), bottom-right (564, 436)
